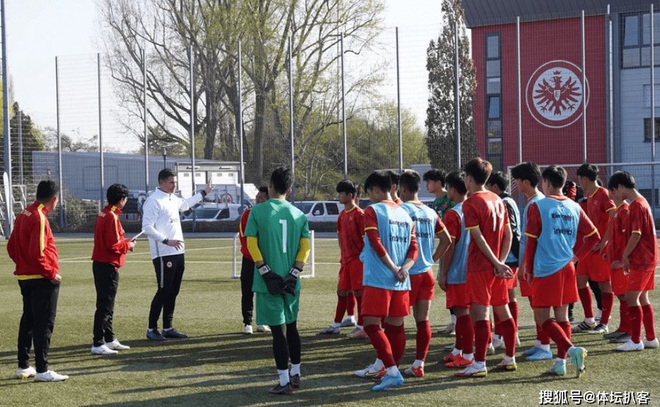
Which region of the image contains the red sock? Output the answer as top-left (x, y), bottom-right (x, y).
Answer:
top-left (509, 301), bottom-right (519, 328)
top-left (384, 323), bottom-right (406, 366)
top-left (600, 292), bottom-right (614, 325)
top-left (559, 320), bottom-right (572, 342)
top-left (578, 287), bottom-right (594, 318)
top-left (355, 295), bottom-right (363, 326)
top-left (628, 305), bottom-right (643, 343)
top-left (493, 312), bottom-right (501, 336)
top-left (346, 291), bottom-right (356, 317)
top-left (500, 317), bottom-right (517, 357)
top-left (333, 294), bottom-right (347, 324)
top-left (536, 323), bottom-right (551, 345)
top-left (474, 320), bottom-right (491, 363)
top-left (364, 324), bottom-right (395, 368)
top-left (457, 314), bottom-right (473, 354)
top-left (415, 320), bottom-right (431, 361)
top-left (642, 304), bottom-right (656, 341)
top-left (619, 299), bottom-right (630, 334)
top-left (542, 319), bottom-right (572, 359)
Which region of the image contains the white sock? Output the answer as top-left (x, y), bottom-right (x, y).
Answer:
top-left (533, 339), bottom-right (542, 348)
top-left (451, 348), bottom-right (462, 356)
top-left (540, 344), bottom-right (551, 353)
top-left (290, 363), bottom-right (301, 376)
top-left (373, 358), bottom-right (384, 370)
top-left (463, 353), bottom-right (474, 361)
top-left (451, 314), bottom-right (457, 324)
top-left (412, 359), bottom-right (424, 368)
top-left (585, 317), bottom-right (595, 325)
top-left (347, 315), bottom-right (355, 322)
top-left (277, 369), bottom-right (289, 387)
top-left (502, 355), bottom-right (516, 364)
top-left (385, 366), bottom-right (399, 376)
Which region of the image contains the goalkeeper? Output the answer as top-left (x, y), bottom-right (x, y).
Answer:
top-left (245, 167), bottom-right (311, 396)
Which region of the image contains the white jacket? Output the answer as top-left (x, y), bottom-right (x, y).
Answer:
top-left (141, 188), bottom-right (204, 259)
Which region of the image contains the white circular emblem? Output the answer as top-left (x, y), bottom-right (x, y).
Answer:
top-left (525, 60), bottom-right (590, 129)
top-left (166, 262), bottom-right (173, 268)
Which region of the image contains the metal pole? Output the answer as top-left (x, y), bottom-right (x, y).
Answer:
top-left (608, 5), bottom-right (614, 163)
top-left (651, 4), bottom-right (656, 210)
top-left (189, 45), bottom-right (195, 196)
top-left (2, 0), bottom-right (12, 236)
top-left (454, 17), bottom-right (461, 170)
top-left (516, 16), bottom-right (522, 163)
top-left (56, 56), bottom-right (64, 229)
top-left (340, 33), bottom-right (347, 180)
top-left (143, 48), bottom-right (149, 195)
top-left (581, 10), bottom-right (587, 163)
top-left (396, 27), bottom-right (403, 173)
top-left (289, 35), bottom-right (296, 201)
top-left (98, 53), bottom-right (105, 207)
top-left (238, 41), bottom-right (245, 208)
top-left (18, 110), bottom-right (23, 185)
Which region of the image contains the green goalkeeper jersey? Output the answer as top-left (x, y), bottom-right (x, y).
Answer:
top-left (245, 198), bottom-right (310, 293)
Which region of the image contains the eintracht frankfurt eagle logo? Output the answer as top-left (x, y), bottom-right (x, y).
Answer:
top-left (525, 60), bottom-right (590, 129)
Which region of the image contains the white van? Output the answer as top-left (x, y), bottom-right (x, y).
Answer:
top-left (293, 201), bottom-right (344, 222)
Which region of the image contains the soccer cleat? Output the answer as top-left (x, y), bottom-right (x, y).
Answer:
top-left (257, 325), bottom-right (271, 333)
top-left (438, 322), bottom-right (456, 335)
top-left (319, 324), bottom-right (341, 334)
top-left (610, 334), bottom-right (632, 343)
top-left (290, 374), bottom-right (300, 388)
top-left (588, 323), bottom-right (608, 334)
top-left (347, 327), bottom-right (368, 339)
top-left (444, 355), bottom-right (474, 368)
top-left (495, 360), bottom-right (517, 371)
top-left (354, 364), bottom-right (386, 379)
top-left (604, 330), bottom-right (626, 340)
top-left (243, 325), bottom-right (253, 335)
top-left (34, 370), bottom-right (69, 382)
top-left (16, 366), bottom-right (36, 379)
top-left (371, 371), bottom-right (404, 391)
top-left (339, 317), bottom-right (356, 327)
top-left (567, 347), bottom-right (587, 378)
top-left (162, 328), bottom-right (188, 339)
top-left (614, 340), bottom-right (644, 352)
top-left (146, 329), bottom-right (166, 341)
top-left (91, 344), bottom-right (118, 355)
top-left (526, 348), bottom-right (553, 361)
top-left (572, 320), bottom-right (597, 333)
top-left (595, 309), bottom-right (602, 322)
top-left (643, 337), bottom-right (659, 349)
top-left (442, 352), bottom-right (459, 362)
top-left (491, 336), bottom-right (505, 351)
top-left (487, 342), bottom-right (496, 355)
top-left (523, 345), bottom-right (541, 356)
top-left (403, 365), bottom-right (424, 378)
top-left (455, 364), bottom-right (487, 377)
top-left (542, 360), bottom-right (566, 376)
top-left (269, 382), bottom-right (293, 395)
top-left (105, 340), bottom-right (130, 350)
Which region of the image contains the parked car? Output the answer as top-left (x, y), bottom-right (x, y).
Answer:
top-left (293, 201), bottom-right (344, 222)
top-left (181, 204), bottom-right (242, 222)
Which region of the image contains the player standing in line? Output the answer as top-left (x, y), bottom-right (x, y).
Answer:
top-left (485, 172), bottom-right (521, 350)
top-left (90, 184), bottom-right (136, 355)
top-left (320, 180), bottom-right (365, 337)
top-left (438, 171), bottom-right (475, 369)
top-left (245, 167), bottom-right (311, 395)
top-left (353, 170), bottom-right (418, 391)
top-left (387, 170), bottom-right (403, 204)
top-left (399, 171), bottom-right (451, 378)
top-left (607, 171), bottom-right (659, 351)
top-left (8, 180), bottom-right (69, 381)
top-left (238, 186), bottom-right (270, 335)
top-left (522, 165), bottom-right (599, 377)
top-left (423, 168), bottom-right (457, 335)
top-left (455, 157), bottom-right (515, 377)
top-left (573, 164), bottom-right (616, 334)
top-left (603, 183), bottom-right (632, 344)
top-left (510, 162), bottom-right (553, 361)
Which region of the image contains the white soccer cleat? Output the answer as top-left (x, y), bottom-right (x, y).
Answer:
top-left (243, 325), bottom-right (253, 335)
top-left (615, 340), bottom-right (644, 352)
top-left (257, 325), bottom-right (271, 333)
top-left (91, 344), bottom-right (119, 355)
top-left (642, 338), bottom-right (659, 349)
top-left (16, 366), bottom-right (36, 379)
top-left (105, 339), bottom-right (130, 350)
top-left (34, 370), bottom-right (69, 382)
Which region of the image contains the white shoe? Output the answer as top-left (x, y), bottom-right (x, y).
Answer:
top-left (439, 322), bottom-right (456, 335)
top-left (339, 317), bottom-right (356, 327)
top-left (615, 340), bottom-right (644, 352)
top-left (256, 325), bottom-right (271, 333)
top-left (34, 370), bottom-right (69, 382)
top-left (91, 344), bottom-right (119, 355)
top-left (354, 363), bottom-right (385, 379)
top-left (492, 335), bottom-right (505, 350)
top-left (243, 325), bottom-right (253, 334)
top-left (16, 366), bottom-right (36, 379)
top-left (595, 310), bottom-right (602, 322)
top-left (105, 339), bottom-right (130, 350)
top-left (319, 324), bottom-right (341, 334)
top-left (488, 342), bottom-right (496, 355)
top-left (642, 337), bottom-right (659, 349)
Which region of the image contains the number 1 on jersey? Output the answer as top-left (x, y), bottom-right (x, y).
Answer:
top-left (279, 219), bottom-right (288, 253)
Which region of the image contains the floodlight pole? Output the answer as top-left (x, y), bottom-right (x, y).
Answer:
top-left (1, 0), bottom-right (12, 236)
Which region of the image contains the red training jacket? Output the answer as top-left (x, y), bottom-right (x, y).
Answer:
top-left (91, 204), bottom-right (132, 268)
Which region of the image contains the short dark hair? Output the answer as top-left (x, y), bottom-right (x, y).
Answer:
top-left (336, 179), bottom-right (357, 196)
top-left (486, 171), bottom-right (509, 191)
top-left (576, 163), bottom-right (599, 181)
top-left (445, 170), bottom-right (467, 195)
top-left (608, 171), bottom-right (636, 190)
top-left (423, 168), bottom-right (446, 184)
top-left (399, 170), bottom-right (421, 194)
top-left (364, 170), bottom-right (392, 193)
top-left (258, 186), bottom-right (268, 195)
top-left (107, 183), bottom-right (129, 205)
top-left (510, 162), bottom-right (541, 187)
top-left (464, 157), bottom-right (492, 185)
top-left (158, 168), bottom-right (175, 182)
top-left (387, 170), bottom-right (400, 186)
top-left (542, 165), bottom-right (567, 189)
top-left (270, 167), bottom-right (293, 194)
top-left (36, 180), bottom-right (59, 202)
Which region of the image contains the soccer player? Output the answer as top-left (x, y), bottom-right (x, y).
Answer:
top-left (485, 171), bottom-right (521, 350)
top-left (523, 165), bottom-right (599, 377)
top-left (608, 171), bottom-right (659, 351)
top-left (8, 180), bottom-right (69, 381)
top-left (142, 168), bottom-right (212, 341)
top-left (245, 167), bottom-right (311, 395)
top-left (320, 180), bottom-right (365, 337)
top-left (238, 186), bottom-right (270, 335)
top-left (90, 183), bottom-right (136, 355)
top-left (438, 171), bottom-right (475, 369)
top-left (573, 164), bottom-right (616, 334)
top-left (399, 170), bottom-right (451, 378)
top-left (511, 162), bottom-right (552, 361)
top-left (387, 170), bottom-right (403, 204)
top-left (456, 157), bottom-right (515, 377)
top-left (353, 170), bottom-right (418, 391)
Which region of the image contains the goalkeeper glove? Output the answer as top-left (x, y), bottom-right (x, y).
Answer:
top-left (283, 266), bottom-right (302, 295)
top-left (258, 264), bottom-right (285, 295)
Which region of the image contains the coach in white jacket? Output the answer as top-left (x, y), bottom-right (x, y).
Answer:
top-left (142, 168), bottom-right (212, 341)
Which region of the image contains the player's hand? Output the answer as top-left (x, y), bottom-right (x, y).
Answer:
top-left (437, 273), bottom-right (447, 292)
top-left (259, 264), bottom-right (285, 295)
top-left (622, 256), bottom-right (630, 276)
top-left (50, 273), bottom-right (62, 285)
top-left (129, 240), bottom-right (136, 252)
top-left (494, 263), bottom-right (513, 279)
top-left (395, 268), bottom-right (408, 283)
top-left (204, 183), bottom-right (213, 195)
top-left (283, 266), bottom-right (302, 295)
top-left (164, 239), bottom-right (184, 250)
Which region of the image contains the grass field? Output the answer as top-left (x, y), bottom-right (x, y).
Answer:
top-left (0, 236), bottom-right (658, 407)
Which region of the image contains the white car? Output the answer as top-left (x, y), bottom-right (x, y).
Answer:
top-left (293, 201), bottom-right (344, 222)
top-left (181, 204), bottom-right (242, 222)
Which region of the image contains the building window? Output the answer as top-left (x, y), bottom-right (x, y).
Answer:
top-left (644, 117), bottom-right (660, 141)
top-left (485, 33), bottom-right (502, 171)
top-left (622, 12), bottom-right (660, 68)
